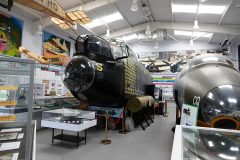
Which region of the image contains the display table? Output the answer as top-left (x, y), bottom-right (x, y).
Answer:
top-left (171, 125), bottom-right (240, 160)
top-left (41, 109), bottom-right (96, 148)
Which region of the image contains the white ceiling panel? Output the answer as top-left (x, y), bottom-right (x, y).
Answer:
top-left (56, 0), bottom-right (81, 10)
top-left (197, 14), bottom-right (221, 24)
top-left (152, 7), bottom-right (172, 21)
top-left (108, 20), bottom-right (129, 31)
top-left (90, 25), bottom-right (108, 35)
top-left (174, 13), bottom-right (195, 22)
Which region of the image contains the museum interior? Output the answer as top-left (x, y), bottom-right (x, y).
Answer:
top-left (0, 0), bottom-right (240, 160)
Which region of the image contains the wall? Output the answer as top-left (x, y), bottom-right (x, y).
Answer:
top-left (0, 6), bottom-right (75, 58)
top-left (129, 40), bottom-right (219, 53)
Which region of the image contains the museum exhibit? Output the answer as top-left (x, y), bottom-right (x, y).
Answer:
top-left (0, 0), bottom-right (240, 160)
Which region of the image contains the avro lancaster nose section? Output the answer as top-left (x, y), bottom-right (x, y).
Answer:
top-left (64, 56), bottom-right (95, 93)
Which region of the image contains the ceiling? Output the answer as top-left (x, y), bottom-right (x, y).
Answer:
top-left (15, 0), bottom-right (240, 45)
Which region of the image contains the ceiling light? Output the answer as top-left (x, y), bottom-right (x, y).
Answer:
top-left (198, 5), bottom-right (226, 14)
top-left (101, 12), bottom-right (123, 23)
top-left (220, 101), bottom-right (224, 106)
top-left (174, 30), bottom-right (213, 38)
top-left (230, 147), bottom-right (239, 152)
top-left (208, 92), bottom-right (213, 99)
top-left (172, 4), bottom-right (197, 13)
top-left (123, 34), bottom-right (138, 41)
top-left (172, 4), bottom-right (226, 14)
top-left (131, 0), bottom-right (138, 12)
top-left (221, 142), bottom-right (225, 146)
top-left (199, 0), bottom-right (208, 2)
top-left (85, 12), bottom-right (123, 28)
top-left (208, 141), bottom-right (214, 147)
top-left (105, 29), bottom-right (110, 38)
top-left (189, 39), bottom-right (194, 46)
top-left (228, 98), bottom-right (237, 103)
top-left (194, 20), bottom-right (199, 29)
top-left (218, 154), bottom-right (237, 160)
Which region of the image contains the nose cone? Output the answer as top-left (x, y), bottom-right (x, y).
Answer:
top-left (64, 56), bottom-right (95, 92)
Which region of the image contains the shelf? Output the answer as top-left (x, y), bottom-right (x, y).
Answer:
top-left (0, 100), bottom-right (17, 106)
top-left (53, 134), bottom-right (85, 143)
top-left (0, 86), bottom-right (18, 90)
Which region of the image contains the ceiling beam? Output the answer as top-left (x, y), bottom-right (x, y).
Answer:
top-left (103, 21), bottom-right (240, 38)
top-left (208, 0), bottom-right (234, 43)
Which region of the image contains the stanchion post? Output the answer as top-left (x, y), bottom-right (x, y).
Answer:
top-left (101, 111), bottom-right (111, 145)
top-left (119, 106), bottom-right (127, 134)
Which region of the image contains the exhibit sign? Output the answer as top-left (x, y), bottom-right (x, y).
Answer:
top-left (0, 14), bottom-right (23, 57)
top-left (33, 0), bottom-right (65, 18)
top-left (180, 103), bottom-right (198, 126)
top-left (43, 31), bottom-right (70, 65)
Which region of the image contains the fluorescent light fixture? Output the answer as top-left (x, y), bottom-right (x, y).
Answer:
top-left (208, 92), bottom-right (213, 99)
top-left (198, 5), bottom-right (226, 14)
top-left (85, 12), bottom-right (123, 28)
top-left (199, 0), bottom-right (208, 2)
top-left (230, 147), bottom-right (239, 152)
top-left (85, 19), bottom-right (103, 28)
top-left (123, 34), bottom-right (138, 41)
top-left (105, 29), bottom-right (110, 38)
top-left (228, 98), bottom-right (237, 103)
top-left (208, 141), bottom-right (214, 147)
top-left (101, 12), bottom-right (123, 23)
top-left (202, 57), bottom-right (218, 62)
top-left (218, 154), bottom-right (237, 160)
top-left (131, 0), bottom-right (138, 11)
top-left (172, 4), bottom-right (197, 13)
top-left (220, 101), bottom-right (224, 106)
top-left (218, 85), bottom-right (233, 89)
top-left (194, 20), bottom-right (199, 29)
top-left (172, 4), bottom-right (226, 14)
top-left (174, 30), bottom-right (212, 38)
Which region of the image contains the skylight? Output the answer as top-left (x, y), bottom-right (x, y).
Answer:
top-left (172, 4), bottom-right (226, 14)
top-left (85, 12), bottom-right (123, 28)
top-left (174, 30), bottom-right (213, 38)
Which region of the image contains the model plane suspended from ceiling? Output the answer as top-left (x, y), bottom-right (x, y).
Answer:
top-left (15, 0), bottom-right (92, 31)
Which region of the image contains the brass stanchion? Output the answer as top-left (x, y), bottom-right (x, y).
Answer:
top-left (119, 107), bottom-right (127, 134)
top-left (101, 111), bottom-right (111, 145)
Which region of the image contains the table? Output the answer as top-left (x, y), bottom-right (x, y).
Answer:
top-left (41, 109), bottom-right (97, 148)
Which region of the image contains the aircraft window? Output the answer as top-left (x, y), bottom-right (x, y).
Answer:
top-left (88, 36), bottom-right (113, 59)
top-left (111, 45), bottom-right (123, 58)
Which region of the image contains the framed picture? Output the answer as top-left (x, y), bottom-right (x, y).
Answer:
top-left (0, 13), bottom-right (23, 57)
top-left (43, 31), bottom-right (70, 65)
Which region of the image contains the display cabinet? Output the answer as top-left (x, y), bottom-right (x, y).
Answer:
top-left (41, 108), bottom-right (96, 148)
top-left (171, 125), bottom-right (240, 160)
top-left (32, 96), bottom-right (80, 129)
top-left (0, 56), bottom-right (35, 160)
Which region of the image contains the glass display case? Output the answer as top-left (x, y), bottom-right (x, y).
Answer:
top-left (171, 125), bottom-right (240, 160)
top-left (0, 56), bottom-right (35, 160)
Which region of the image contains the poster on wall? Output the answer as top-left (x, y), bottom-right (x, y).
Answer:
top-left (43, 31), bottom-right (70, 65)
top-left (0, 13), bottom-right (23, 57)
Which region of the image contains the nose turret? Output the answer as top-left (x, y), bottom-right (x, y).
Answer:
top-left (63, 56), bottom-right (95, 93)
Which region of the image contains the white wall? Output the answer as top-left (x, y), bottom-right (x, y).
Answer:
top-left (0, 6), bottom-right (75, 58)
top-left (130, 40), bottom-right (219, 53)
